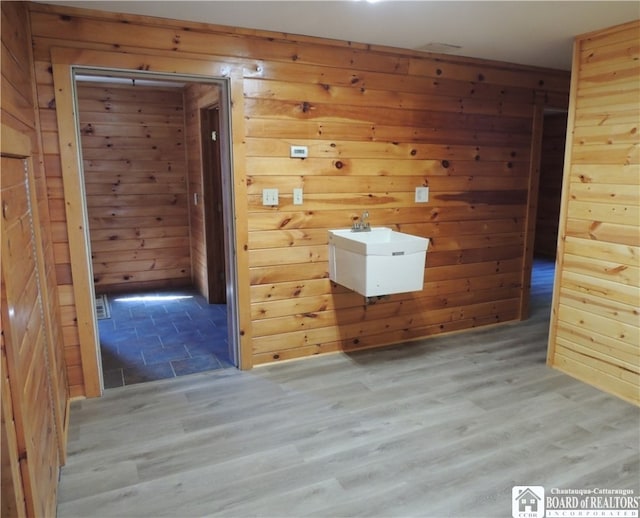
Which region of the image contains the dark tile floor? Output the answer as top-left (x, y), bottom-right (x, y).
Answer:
top-left (97, 289), bottom-right (233, 389)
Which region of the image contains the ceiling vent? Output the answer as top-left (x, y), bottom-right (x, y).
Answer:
top-left (416, 42), bottom-right (463, 54)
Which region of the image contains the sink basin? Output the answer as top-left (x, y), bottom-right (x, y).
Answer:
top-left (328, 227), bottom-right (429, 297)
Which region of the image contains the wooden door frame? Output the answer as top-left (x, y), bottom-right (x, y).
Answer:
top-left (51, 49), bottom-right (252, 398)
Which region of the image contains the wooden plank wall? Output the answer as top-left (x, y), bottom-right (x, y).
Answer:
top-left (2, 2), bottom-right (68, 414)
top-left (77, 82), bottom-right (192, 293)
top-left (548, 20), bottom-right (640, 405)
top-left (1, 2), bottom-right (68, 515)
top-left (534, 113), bottom-right (567, 258)
top-left (184, 83), bottom-right (221, 299)
top-left (28, 2), bottom-right (570, 390)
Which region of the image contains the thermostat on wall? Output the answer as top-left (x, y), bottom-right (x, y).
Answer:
top-left (290, 145), bottom-right (308, 158)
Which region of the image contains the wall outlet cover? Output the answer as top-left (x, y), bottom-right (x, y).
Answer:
top-left (415, 186), bottom-right (429, 203)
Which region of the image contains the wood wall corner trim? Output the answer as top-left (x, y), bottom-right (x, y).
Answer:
top-left (228, 70), bottom-right (253, 370)
top-left (50, 61), bottom-right (103, 398)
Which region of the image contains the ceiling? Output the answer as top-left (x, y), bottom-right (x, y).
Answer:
top-left (44, 1), bottom-right (639, 70)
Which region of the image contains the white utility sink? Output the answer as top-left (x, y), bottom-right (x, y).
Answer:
top-left (328, 227), bottom-right (429, 297)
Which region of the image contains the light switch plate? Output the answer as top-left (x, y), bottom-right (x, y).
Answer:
top-left (293, 188), bottom-right (303, 205)
top-left (262, 188), bottom-right (279, 206)
top-left (415, 186), bottom-right (429, 203)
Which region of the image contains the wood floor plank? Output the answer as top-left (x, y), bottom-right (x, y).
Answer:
top-left (56, 259), bottom-right (640, 517)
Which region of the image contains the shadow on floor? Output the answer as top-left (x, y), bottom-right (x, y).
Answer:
top-left (97, 289), bottom-right (233, 388)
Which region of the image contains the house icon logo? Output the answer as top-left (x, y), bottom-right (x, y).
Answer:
top-left (512, 486), bottom-right (545, 518)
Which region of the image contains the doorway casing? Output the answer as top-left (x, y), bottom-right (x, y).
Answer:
top-left (51, 48), bottom-right (253, 397)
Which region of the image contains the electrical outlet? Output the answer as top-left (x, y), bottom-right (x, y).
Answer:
top-left (290, 145), bottom-right (308, 158)
top-left (262, 188), bottom-right (279, 206)
top-left (415, 186), bottom-right (429, 203)
top-left (293, 188), bottom-right (303, 205)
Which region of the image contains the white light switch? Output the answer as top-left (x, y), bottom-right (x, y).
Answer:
top-left (293, 188), bottom-right (303, 205)
top-left (415, 186), bottom-right (429, 203)
top-left (262, 188), bottom-right (279, 206)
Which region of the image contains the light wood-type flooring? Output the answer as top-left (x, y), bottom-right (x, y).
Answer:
top-left (57, 260), bottom-right (640, 517)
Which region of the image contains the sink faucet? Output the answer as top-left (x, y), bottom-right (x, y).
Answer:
top-left (352, 210), bottom-right (371, 232)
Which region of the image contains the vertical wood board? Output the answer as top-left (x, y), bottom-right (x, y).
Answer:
top-left (548, 19), bottom-right (640, 406)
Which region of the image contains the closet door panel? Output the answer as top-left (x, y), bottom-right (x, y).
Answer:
top-left (1, 153), bottom-right (59, 517)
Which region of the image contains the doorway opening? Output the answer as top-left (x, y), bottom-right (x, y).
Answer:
top-left (530, 108), bottom-right (568, 318)
top-left (71, 68), bottom-right (239, 388)
top-left (534, 109), bottom-right (568, 261)
top-left (200, 104), bottom-right (226, 305)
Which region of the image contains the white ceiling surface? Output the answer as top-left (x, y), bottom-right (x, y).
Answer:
top-left (46, 1), bottom-right (639, 70)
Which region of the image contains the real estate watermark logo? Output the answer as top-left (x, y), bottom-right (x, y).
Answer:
top-left (513, 486), bottom-right (545, 518)
top-left (512, 486), bottom-right (639, 518)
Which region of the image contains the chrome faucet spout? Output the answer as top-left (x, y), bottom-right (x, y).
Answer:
top-left (361, 211), bottom-right (370, 230)
top-left (352, 211), bottom-right (371, 232)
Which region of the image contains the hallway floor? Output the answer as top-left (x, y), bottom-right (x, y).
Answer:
top-left (97, 289), bottom-right (233, 388)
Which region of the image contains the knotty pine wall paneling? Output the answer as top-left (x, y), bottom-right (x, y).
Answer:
top-left (534, 112), bottom-right (567, 258)
top-left (28, 2), bottom-right (570, 393)
top-left (1, 2), bottom-right (69, 515)
top-left (548, 20), bottom-right (640, 405)
top-left (77, 82), bottom-right (192, 294)
top-left (2, 1), bottom-right (69, 434)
